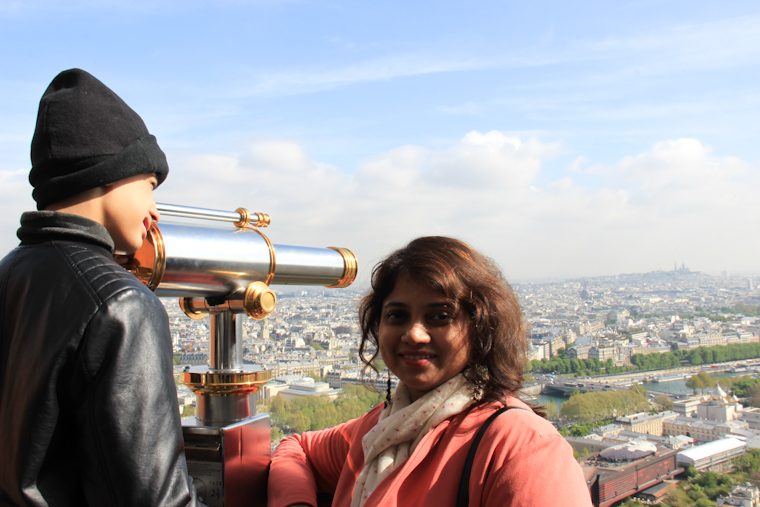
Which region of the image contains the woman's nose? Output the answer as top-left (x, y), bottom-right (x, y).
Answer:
top-left (402, 321), bottom-right (430, 344)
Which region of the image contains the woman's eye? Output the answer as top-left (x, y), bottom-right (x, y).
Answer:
top-left (385, 310), bottom-right (407, 322)
top-left (430, 312), bottom-right (453, 323)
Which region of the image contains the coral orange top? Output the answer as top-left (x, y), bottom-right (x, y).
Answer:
top-left (268, 397), bottom-right (592, 507)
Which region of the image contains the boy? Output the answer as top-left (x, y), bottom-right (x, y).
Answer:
top-left (0, 69), bottom-right (202, 506)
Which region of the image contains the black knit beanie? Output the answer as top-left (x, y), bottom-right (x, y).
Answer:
top-left (29, 68), bottom-right (169, 210)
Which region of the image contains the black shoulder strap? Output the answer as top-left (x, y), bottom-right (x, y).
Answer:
top-left (456, 406), bottom-right (525, 507)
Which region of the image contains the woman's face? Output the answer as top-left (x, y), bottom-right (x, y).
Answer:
top-left (378, 275), bottom-right (472, 402)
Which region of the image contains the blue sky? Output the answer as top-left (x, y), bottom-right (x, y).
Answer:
top-left (2, 1), bottom-right (759, 284)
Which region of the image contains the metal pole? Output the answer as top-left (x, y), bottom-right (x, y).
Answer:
top-left (157, 203), bottom-right (243, 224)
top-left (208, 310), bottom-right (242, 372)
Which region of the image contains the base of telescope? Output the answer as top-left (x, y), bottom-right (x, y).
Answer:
top-left (182, 414), bottom-right (271, 507)
top-left (181, 364), bottom-right (272, 506)
top-left (182, 365), bottom-right (272, 426)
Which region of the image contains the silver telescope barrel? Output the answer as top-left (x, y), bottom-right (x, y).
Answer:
top-left (129, 221), bottom-right (357, 298)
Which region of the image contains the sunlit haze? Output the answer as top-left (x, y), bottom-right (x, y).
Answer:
top-left (1, 1), bottom-right (759, 284)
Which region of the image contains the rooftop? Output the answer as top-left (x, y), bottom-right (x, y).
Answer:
top-left (677, 437), bottom-right (746, 462)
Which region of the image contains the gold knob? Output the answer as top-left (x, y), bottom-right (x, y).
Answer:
top-left (179, 297), bottom-right (208, 320)
top-left (244, 281), bottom-right (277, 320)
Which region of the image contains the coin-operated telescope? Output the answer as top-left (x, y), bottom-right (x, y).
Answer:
top-left (128, 203), bottom-right (357, 507)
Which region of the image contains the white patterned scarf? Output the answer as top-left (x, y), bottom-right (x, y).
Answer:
top-left (350, 374), bottom-right (474, 507)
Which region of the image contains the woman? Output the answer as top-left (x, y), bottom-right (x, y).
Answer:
top-left (268, 237), bottom-right (592, 507)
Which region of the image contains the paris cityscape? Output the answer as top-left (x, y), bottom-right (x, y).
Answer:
top-left (169, 265), bottom-right (760, 505)
top-left (170, 265), bottom-right (759, 385)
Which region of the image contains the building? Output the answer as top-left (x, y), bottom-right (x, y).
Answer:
top-left (567, 435), bottom-right (616, 456)
top-left (179, 352), bottom-right (208, 365)
top-left (601, 430), bottom-right (696, 451)
top-left (663, 417), bottom-right (749, 443)
top-left (616, 411), bottom-right (678, 436)
top-left (257, 375), bottom-right (341, 402)
top-left (698, 397), bottom-right (742, 422)
top-left (717, 483), bottom-right (760, 506)
top-left (581, 444), bottom-right (681, 507)
top-left (550, 333), bottom-right (566, 356)
top-left (673, 397), bottom-right (701, 418)
top-left (278, 378), bottom-right (341, 401)
top-left (634, 481), bottom-right (679, 504)
top-left (594, 424), bottom-right (623, 438)
top-left (268, 360), bottom-right (326, 378)
top-left (528, 342), bottom-right (547, 361)
top-left (695, 385), bottom-right (743, 422)
top-left (324, 370), bottom-right (397, 393)
top-left (676, 437), bottom-right (747, 472)
top-left (589, 346), bottom-right (616, 362)
top-left (568, 345), bottom-right (592, 360)
top-left (530, 340), bottom-right (551, 360)
top-left (740, 408), bottom-right (760, 430)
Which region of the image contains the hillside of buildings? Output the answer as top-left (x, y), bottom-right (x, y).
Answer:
top-left (169, 267), bottom-right (760, 385)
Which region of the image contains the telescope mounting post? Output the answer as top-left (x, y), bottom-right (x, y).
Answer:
top-left (180, 290), bottom-right (274, 428)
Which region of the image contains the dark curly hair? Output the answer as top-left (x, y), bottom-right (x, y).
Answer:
top-left (358, 236), bottom-right (534, 407)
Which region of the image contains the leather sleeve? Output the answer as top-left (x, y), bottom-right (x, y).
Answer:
top-left (75, 286), bottom-right (204, 506)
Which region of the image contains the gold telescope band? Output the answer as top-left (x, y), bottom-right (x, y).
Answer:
top-left (246, 227), bottom-right (276, 286)
top-left (131, 224), bottom-right (165, 292)
top-left (326, 247), bottom-right (358, 288)
top-left (234, 207), bottom-right (251, 228)
top-left (182, 370), bottom-right (273, 396)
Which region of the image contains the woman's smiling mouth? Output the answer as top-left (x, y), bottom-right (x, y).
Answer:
top-left (399, 352), bottom-right (437, 366)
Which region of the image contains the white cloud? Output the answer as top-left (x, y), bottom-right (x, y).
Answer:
top-left (2, 133), bottom-right (757, 283)
top-left (428, 131), bottom-right (559, 190)
top-left (609, 139), bottom-right (753, 219)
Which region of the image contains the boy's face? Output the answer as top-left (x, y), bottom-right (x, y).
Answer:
top-left (102, 173), bottom-right (160, 254)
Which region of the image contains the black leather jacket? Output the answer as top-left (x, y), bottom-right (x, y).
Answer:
top-left (0, 212), bottom-right (203, 506)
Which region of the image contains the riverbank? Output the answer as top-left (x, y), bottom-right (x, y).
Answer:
top-left (528, 359), bottom-right (759, 410)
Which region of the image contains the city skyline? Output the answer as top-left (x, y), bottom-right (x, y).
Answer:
top-left (1, 1), bottom-right (759, 284)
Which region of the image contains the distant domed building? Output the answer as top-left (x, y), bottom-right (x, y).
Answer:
top-left (712, 385), bottom-right (727, 399)
top-left (697, 384), bottom-right (742, 422)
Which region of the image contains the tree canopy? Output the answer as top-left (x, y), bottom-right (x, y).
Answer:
top-left (685, 372), bottom-right (716, 394)
top-left (559, 390), bottom-right (649, 423)
top-left (260, 383), bottom-right (383, 437)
